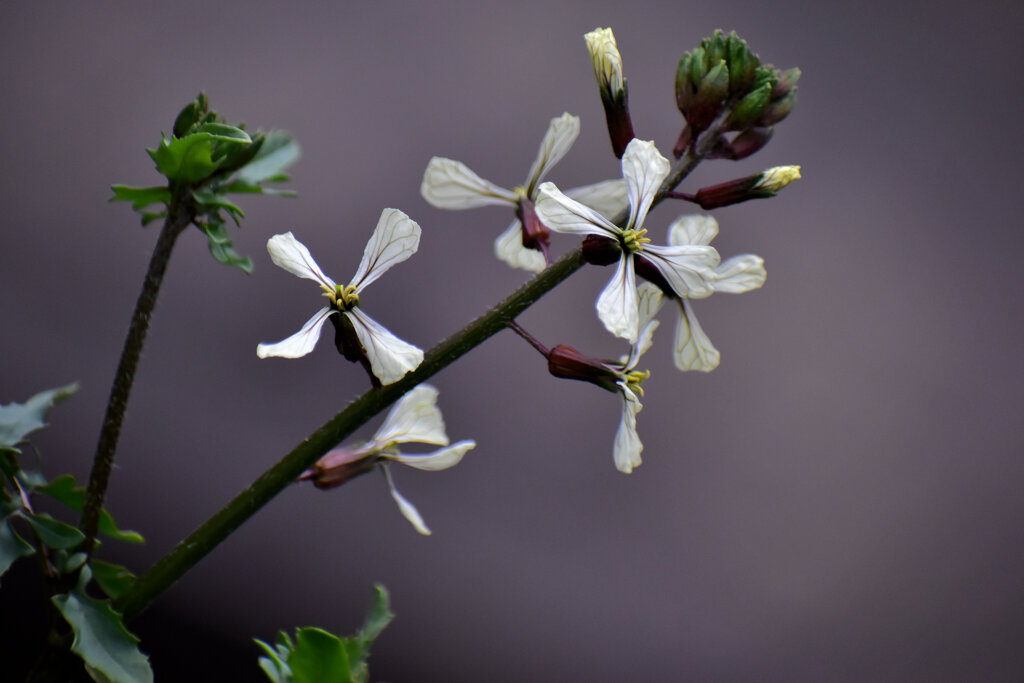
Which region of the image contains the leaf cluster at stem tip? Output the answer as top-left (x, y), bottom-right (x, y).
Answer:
top-left (110, 92), bottom-right (301, 273)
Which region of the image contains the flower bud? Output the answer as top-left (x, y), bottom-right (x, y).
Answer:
top-left (585, 27), bottom-right (635, 158)
top-left (692, 165), bottom-right (801, 209)
top-left (172, 92), bottom-right (209, 138)
top-left (517, 196), bottom-right (551, 254)
top-left (301, 448), bottom-right (376, 490)
top-left (705, 127), bottom-right (774, 161)
top-left (547, 345), bottom-right (621, 394)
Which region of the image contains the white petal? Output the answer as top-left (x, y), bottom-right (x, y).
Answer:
top-left (374, 384), bottom-right (449, 446)
top-left (621, 139), bottom-right (670, 229)
top-left (256, 307), bottom-right (333, 359)
top-left (674, 299), bottom-right (720, 372)
top-left (346, 308), bottom-right (424, 385)
top-left (613, 390), bottom-right (643, 473)
top-left (565, 178), bottom-right (629, 220)
top-left (389, 440), bottom-right (476, 471)
top-left (350, 209), bottom-right (421, 292)
top-left (668, 214), bottom-right (719, 246)
top-left (714, 255), bottom-right (766, 293)
top-left (523, 113), bottom-right (580, 194)
top-left (636, 281), bottom-right (665, 332)
top-left (494, 220), bottom-right (546, 273)
top-left (420, 157), bottom-right (518, 209)
top-left (534, 182), bottom-right (621, 238)
top-left (266, 232), bottom-right (336, 289)
top-left (643, 244), bottom-right (721, 299)
top-left (596, 254), bottom-right (640, 343)
top-left (382, 465), bottom-right (431, 535)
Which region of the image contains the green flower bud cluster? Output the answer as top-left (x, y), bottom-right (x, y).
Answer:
top-left (673, 31), bottom-right (799, 159)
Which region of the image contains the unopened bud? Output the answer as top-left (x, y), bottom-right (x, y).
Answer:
top-left (585, 27), bottom-right (635, 158)
top-left (692, 165), bottom-right (801, 209)
top-left (173, 92), bottom-right (209, 138)
top-left (547, 345), bottom-right (621, 394)
top-left (301, 448), bottom-right (376, 490)
top-left (706, 127), bottom-right (774, 161)
top-left (517, 197), bottom-right (550, 253)
top-left (726, 81), bottom-right (772, 130)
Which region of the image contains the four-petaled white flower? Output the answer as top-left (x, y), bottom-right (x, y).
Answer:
top-left (305, 384), bottom-right (476, 535)
top-left (256, 209), bottom-right (424, 385)
top-left (666, 214), bottom-right (766, 372)
top-left (420, 112), bottom-right (626, 272)
top-left (534, 138), bottom-right (721, 344)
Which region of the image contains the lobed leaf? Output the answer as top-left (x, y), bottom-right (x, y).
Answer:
top-left (0, 382), bottom-right (78, 453)
top-left (109, 185), bottom-right (172, 211)
top-left (196, 219), bottom-right (254, 274)
top-left (39, 475), bottom-right (144, 544)
top-left (52, 592), bottom-right (153, 683)
top-left (23, 511), bottom-right (85, 550)
top-left (0, 518), bottom-right (35, 578)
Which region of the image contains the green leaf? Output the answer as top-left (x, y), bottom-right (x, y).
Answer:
top-left (140, 211), bottom-right (165, 226)
top-left (254, 637), bottom-right (292, 683)
top-left (147, 124), bottom-right (252, 183)
top-left (289, 628), bottom-right (351, 683)
top-left (235, 131), bottom-right (301, 185)
top-left (39, 475), bottom-right (144, 544)
top-left (53, 592), bottom-right (153, 683)
top-left (109, 185), bottom-right (171, 211)
top-left (0, 518), bottom-right (35, 578)
top-left (355, 584), bottom-right (393, 653)
top-left (24, 511), bottom-right (85, 549)
top-left (91, 560), bottom-right (136, 599)
top-left (0, 382), bottom-right (78, 452)
top-left (193, 190), bottom-right (245, 225)
top-left (196, 218), bottom-right (253, 274)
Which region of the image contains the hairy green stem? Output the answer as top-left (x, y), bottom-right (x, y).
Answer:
top-left (116, 138), bottom-right (715, 620)
top-left (81, 195), bottom-right (194, 555)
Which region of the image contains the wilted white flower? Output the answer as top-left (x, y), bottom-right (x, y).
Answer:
top-left (256, 209), bottom-right (424, 385)
top-left (421, 112), bottom-right (626, 272)
top-left (303, 384), bottom-right (476, 535)
top-left (534, 138), bottom-right (720, 343)
top-left (667, 214), bottom-right (766, 371)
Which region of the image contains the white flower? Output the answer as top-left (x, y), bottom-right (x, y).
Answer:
top-left (306, 385), bottom-right (476, 535)
top-left (534, 138), bottom-right (720, 344)
top-left (667, 214), bottom-right (766, 372)
top-left (421, 112), bottom-right (627, 272)
top-left (256, 209), bottom-right (424, 385)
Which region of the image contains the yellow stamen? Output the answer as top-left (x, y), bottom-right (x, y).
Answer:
top-left (621, 228), bottom-right (650, 253)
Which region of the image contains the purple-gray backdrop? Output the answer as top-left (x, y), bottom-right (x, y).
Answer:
top-left (3, 1), bottom-right (1023, 680)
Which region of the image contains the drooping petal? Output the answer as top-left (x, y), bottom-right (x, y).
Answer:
top-left (350, 209), bottom-right (421, 292)
top-left (714, 254), bottom-right (766, 293)
top-left (621, 139), bottom-right (670, 229)
top-left (266, 232), bottom-right (336, 289)
top-left (613, 389), bottom-right (643, 473)
top-left (523, 113), bottom-right (580, 195)
top-left (381, 464), bottom-right (431, 535)
top-left (374, 384), bottom-right (449, 446)
top-left (388, 440), bottom-right (476, 471)
top-left (346, 308), bottom-right (424, 385)
top-left (673, 299), bottom-right (720, 372)
top-left (642, 243), bottom-right (721, 299)
top-left (565, 178), bottom-right (629, 221)
top-left (420, 157), bottom-right (519, 209)
top-left (596, 253), bottom-right (640, 343)
top-left (494, 220), bottom-right (546, 272)
top-left (256, 307), bottom-right (333, 359)
top-left (534, 182), bottom-right (620, 238)
top-left (668, 214), bottom-right (719, 247)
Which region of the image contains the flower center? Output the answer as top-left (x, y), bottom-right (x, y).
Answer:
top-left (622, 369), bottom-right (650, 396)
top-left (323, 283), bottom-right (360, 311)
top-left (620, 228), bottom-right (650, 253)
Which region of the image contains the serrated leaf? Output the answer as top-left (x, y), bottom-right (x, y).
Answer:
top-left (24, 511), bottom-right (85, 550)
top-left (148, 125), bottom-right (252, 183)
top-left (236, 131), bottom-right (300, 185)
top-left (39, 475), bottom-right (144, 544)
top-left (109, 185), bottom-right (172, 211)
top-left (254, 638), bottom-right (292, 683)
top-left (91, 560), bottom-right (136, 599)
top-left (0, 518), bottom-right (35, 578)
top-left (0, 383), bottom-right (78, 452)
top-left (288, 628), bottom-right (351, 683)
top-left (53, 592), bottom-right (153, 683)
top-left (197, 219), bottom-right (253, 274)
top-left (193, 190), bottom-right (245, 225)
top-left (357, 584), bottom-right (393, 650)
top-left (193, 122), bottom-right (252, 143)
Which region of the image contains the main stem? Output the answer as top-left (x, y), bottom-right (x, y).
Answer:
top-left (115, 139), bottom-right (714, 621)
top-left (81, 194), bottom-right (194, 554)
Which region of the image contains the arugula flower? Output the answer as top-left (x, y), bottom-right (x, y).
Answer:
top-left (302, 384), bottom-right (476, 535)
top-left (256, 209), bottom-right (423, 385)
top-left (421, 113), bottom-right (626, 272)
top-left (666, 214), bottom-right (766, 371)
top-left (534, 138), bottom-right (720, 343)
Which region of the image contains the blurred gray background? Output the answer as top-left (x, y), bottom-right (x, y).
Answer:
top-left (3, 1), bottom-right (1023, 680)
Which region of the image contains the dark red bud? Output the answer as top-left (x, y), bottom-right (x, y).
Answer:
top-left (581, 234), bottom-right (621, 266)
top-left (547, 345), bottom-right (621, 393)
top-left (518, 197), bottom-right (551, 253)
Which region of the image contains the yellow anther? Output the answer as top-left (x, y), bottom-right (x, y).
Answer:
top-left (620, 228), bottom-right (650, 253)
top-left (624, 369), bottom-right (650, 396)
top-left (323, 283), bottom-right (360, 310)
